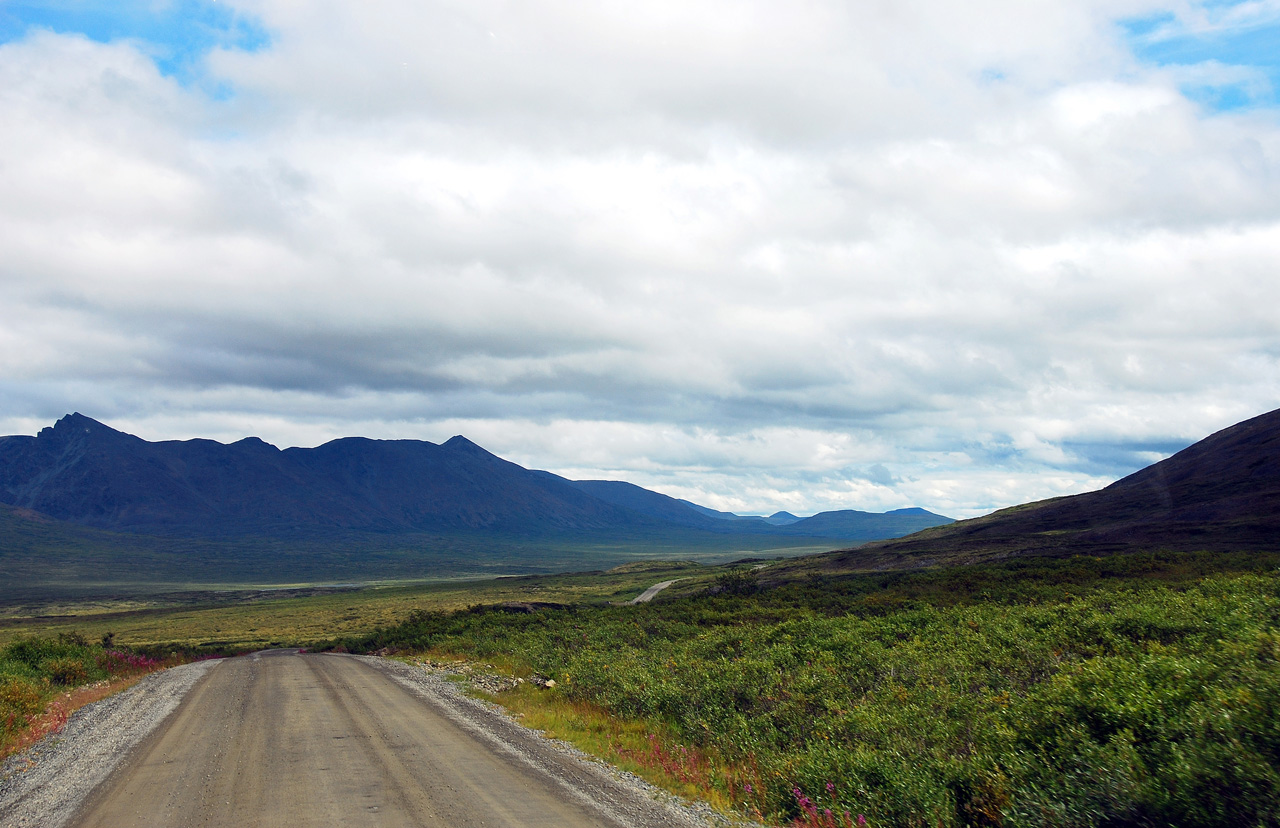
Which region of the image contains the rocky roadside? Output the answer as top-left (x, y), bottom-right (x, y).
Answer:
top-left (408, 656), bottom-right (556, 693)
top-left (0, 659), bottom-right (221, 828)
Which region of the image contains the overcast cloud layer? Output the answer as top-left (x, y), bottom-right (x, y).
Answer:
top-left (2, 0), bottom-right (1278, 518)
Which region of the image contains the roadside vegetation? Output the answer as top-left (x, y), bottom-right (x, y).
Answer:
top-left (344, 550), bottom-right (1280, 827)
top-left (0, 633), bottom-right (224, 760)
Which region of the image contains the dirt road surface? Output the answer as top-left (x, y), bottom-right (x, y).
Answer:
top-left (63, 651), bottom-right (704, 828)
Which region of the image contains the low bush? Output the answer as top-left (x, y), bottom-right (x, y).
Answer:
top-left (0, 677), bottom-right (44, 718)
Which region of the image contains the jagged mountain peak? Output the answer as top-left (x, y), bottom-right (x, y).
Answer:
top-left (44, 412), bottom-right (115, 436)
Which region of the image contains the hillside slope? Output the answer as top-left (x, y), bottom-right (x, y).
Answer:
top-left (827, 406), bottom-right (1280, 568)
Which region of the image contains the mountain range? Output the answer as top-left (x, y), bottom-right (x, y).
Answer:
top-left (0, 414), bottom-right (953, 542)
top-left (3, 407), bottom-right (1278, 594)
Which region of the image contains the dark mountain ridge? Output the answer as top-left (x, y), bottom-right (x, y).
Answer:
top-left (0, 414), bottom-right (658, 537)
top-left (0, 414), bottom-right (952, 543)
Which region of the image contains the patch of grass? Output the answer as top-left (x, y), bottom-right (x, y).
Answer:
top-left (485, 682), bottom-right (756, 815)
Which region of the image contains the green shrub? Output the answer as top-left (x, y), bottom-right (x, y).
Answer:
top-left (43, 656), bottom-right (91, 687)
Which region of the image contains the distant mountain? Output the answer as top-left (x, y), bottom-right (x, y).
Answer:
top-left (0, 414), bottom-right (658, 537)
top-left (0, 415), bottom-right (953, 547)
top-left (837, 407), bottom-right (1280, 565)
top-left (551, 478), bottom-right (724, 529)
top-left (679, 500), bottom-right (771, 523)
top-left (777, 508), bottom-right (954, 539)
top-left (559, 480), bottom-right (952, 539)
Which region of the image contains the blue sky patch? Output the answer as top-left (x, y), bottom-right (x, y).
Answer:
top-left (1122, 3), bottom-right (1280, 111)
top-left (0, 0), bottom-right (270, 88)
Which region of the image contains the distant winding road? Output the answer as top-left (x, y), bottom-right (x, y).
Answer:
top-left (51, 651), bottom-right (702, 828)
top-left (629, 580), bottom-right (681, 604)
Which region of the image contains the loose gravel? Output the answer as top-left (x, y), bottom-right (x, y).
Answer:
top-left (0, 660), bottom-right (220, 828)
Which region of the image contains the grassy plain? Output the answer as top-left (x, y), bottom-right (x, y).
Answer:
top-left (0, 561), bottom-right (733, 649)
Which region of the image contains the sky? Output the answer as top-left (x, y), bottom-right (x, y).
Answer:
top-left (1, 1), bottom-right (1277, 519)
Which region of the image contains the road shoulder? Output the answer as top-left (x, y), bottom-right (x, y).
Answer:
top-left (0, 660), bottom-right (220, 828)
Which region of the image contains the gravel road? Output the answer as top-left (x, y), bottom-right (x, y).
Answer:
top-left (1, 651), bottom-right (721, 828)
